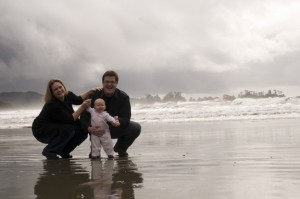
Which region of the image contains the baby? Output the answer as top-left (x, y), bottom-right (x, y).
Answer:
top-left (87, 98), bottom-right (120, 159)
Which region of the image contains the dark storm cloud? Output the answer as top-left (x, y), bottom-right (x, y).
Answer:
top-left (0, 41), bottom-right (17, 67)
top-left (1, 0), bottom-right (300, 97)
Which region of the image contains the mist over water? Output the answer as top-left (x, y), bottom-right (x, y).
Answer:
top-left (1, 97), bottom-right (300, 129)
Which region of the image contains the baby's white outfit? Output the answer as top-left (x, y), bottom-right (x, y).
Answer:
top-left (87, 107), bottom-right (115, 157)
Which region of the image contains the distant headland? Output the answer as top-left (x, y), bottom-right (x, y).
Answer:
top-left (0, 91), bottom-right (43, 109)
top-left (237, 89), bottom-right (285, 98)
top-left (131, 89), bottom-right (287, 104)
top-left (0, 89), bottom-right (289, 109)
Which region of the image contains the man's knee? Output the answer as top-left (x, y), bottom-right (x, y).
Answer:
top-left (130, 121), bottom-right (141, 138)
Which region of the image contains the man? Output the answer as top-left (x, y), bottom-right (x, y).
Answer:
top-left (81, 70), bottom-right (141, 157)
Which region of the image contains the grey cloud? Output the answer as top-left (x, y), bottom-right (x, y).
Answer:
top-left (1, 0), bottom-right (300, 97)
top-left (0, 41), bottom-right (17, 67)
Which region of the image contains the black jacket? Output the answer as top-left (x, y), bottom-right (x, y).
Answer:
top-left (33, 91), bottom-right (83, 128)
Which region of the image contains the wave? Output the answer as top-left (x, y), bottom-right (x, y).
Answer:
top-left (1, 97), bottom-right (300, 129)
top-left (132, 97), bottom-right (300, 123)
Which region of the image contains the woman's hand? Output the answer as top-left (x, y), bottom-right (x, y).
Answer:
top-left (73, 99), bottom-right (91, 121)
top-left (82, 99), bottom-right (91, 109)
top-left (81, 88), bottom-right (102, 100)
top-left (91, 87), bottom-right (102, 92)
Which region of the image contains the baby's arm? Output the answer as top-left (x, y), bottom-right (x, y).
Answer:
top-left (86, 107), bottom-right (93, 114)
top-left (105, 112), bottom-right (120, 127)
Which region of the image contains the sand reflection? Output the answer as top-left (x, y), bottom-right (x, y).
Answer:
top-left (34, 158), bottom-right (143, 199)
top-left (88, 158), bottom-right (143, 199)
top-left (34, 159), bottom-right (92, 198)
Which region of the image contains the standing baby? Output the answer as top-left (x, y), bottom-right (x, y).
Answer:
top-left (87, 98), bottom-right (120, 159)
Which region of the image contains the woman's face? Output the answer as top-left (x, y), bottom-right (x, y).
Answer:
top-left (51, 82), bottom-right (66, 101)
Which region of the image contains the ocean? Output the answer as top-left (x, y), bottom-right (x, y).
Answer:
top-left (1, 97), bottom-right (300, 129)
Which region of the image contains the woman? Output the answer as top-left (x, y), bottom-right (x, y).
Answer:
top-left (32, 78), bottom-right (95, 159)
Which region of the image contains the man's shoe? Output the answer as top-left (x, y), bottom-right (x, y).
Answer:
top-left (108, 155), bottom-right (114, 159)
top-left (118, 151), bottom-right (128, 157)
top-left (114, 143), bottom-right (128, 157)
top-left (113, 143), bottom-right (119, 153)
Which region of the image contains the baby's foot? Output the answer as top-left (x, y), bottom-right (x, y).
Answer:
top-left (91, 155), bottom-right (100, 159)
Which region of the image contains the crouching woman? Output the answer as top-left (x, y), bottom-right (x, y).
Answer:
top-left (32, 78), bottom-right (95, 159)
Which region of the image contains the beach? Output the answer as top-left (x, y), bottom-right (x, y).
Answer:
top-left (1, 119), bottom-right (300, 199)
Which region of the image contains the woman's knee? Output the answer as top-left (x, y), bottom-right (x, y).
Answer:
top-left (74, 126), bottom-right (88, 142)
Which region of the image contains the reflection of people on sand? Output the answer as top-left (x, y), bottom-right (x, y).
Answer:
top-left (90, 160), bottom-right (114, 198)
top-left (112, 159), bottom-right (143, 198)
top-left (34, 160), bottom-right (92, 199)
top-left (89, 159), bottom-right (143, 198)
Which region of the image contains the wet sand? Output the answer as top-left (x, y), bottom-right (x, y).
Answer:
top-left (1, 119), bottom-right (300, 199)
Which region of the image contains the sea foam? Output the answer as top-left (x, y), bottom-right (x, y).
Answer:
top-left (1, 97), bottom-right (300, 129)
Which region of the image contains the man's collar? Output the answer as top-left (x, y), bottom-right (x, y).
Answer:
top-left (100, 89), bottom-right (119, 98)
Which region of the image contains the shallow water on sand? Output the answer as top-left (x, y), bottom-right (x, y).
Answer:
top-left (136, 120), bottom-right (300, 199)
top-left (1, 119), bottom-right (300, 198)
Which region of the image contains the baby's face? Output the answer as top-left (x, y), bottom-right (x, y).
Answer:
top-left (94, 99), bottom-right (106, 112)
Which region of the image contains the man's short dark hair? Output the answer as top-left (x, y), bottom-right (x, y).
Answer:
top-left (102, 70), bottom-right (119, 83)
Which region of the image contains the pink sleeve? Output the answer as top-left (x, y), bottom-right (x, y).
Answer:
top-left (105, 112), bottom-right (115, 123)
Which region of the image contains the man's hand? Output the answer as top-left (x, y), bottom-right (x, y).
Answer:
top-left (112, 116), bottom-right (120, 127)
top-left (88, 126), bottom-right (105, 137)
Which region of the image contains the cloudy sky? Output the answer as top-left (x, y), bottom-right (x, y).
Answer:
top-left (1, 0), bottom-right (300, 97)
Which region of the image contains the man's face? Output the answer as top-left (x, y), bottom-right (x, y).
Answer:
top-left (102, 76), bottom-right (117, 96)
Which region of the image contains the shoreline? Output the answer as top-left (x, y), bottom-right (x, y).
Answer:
top-left (2, 117), bottom-right (300, 130)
